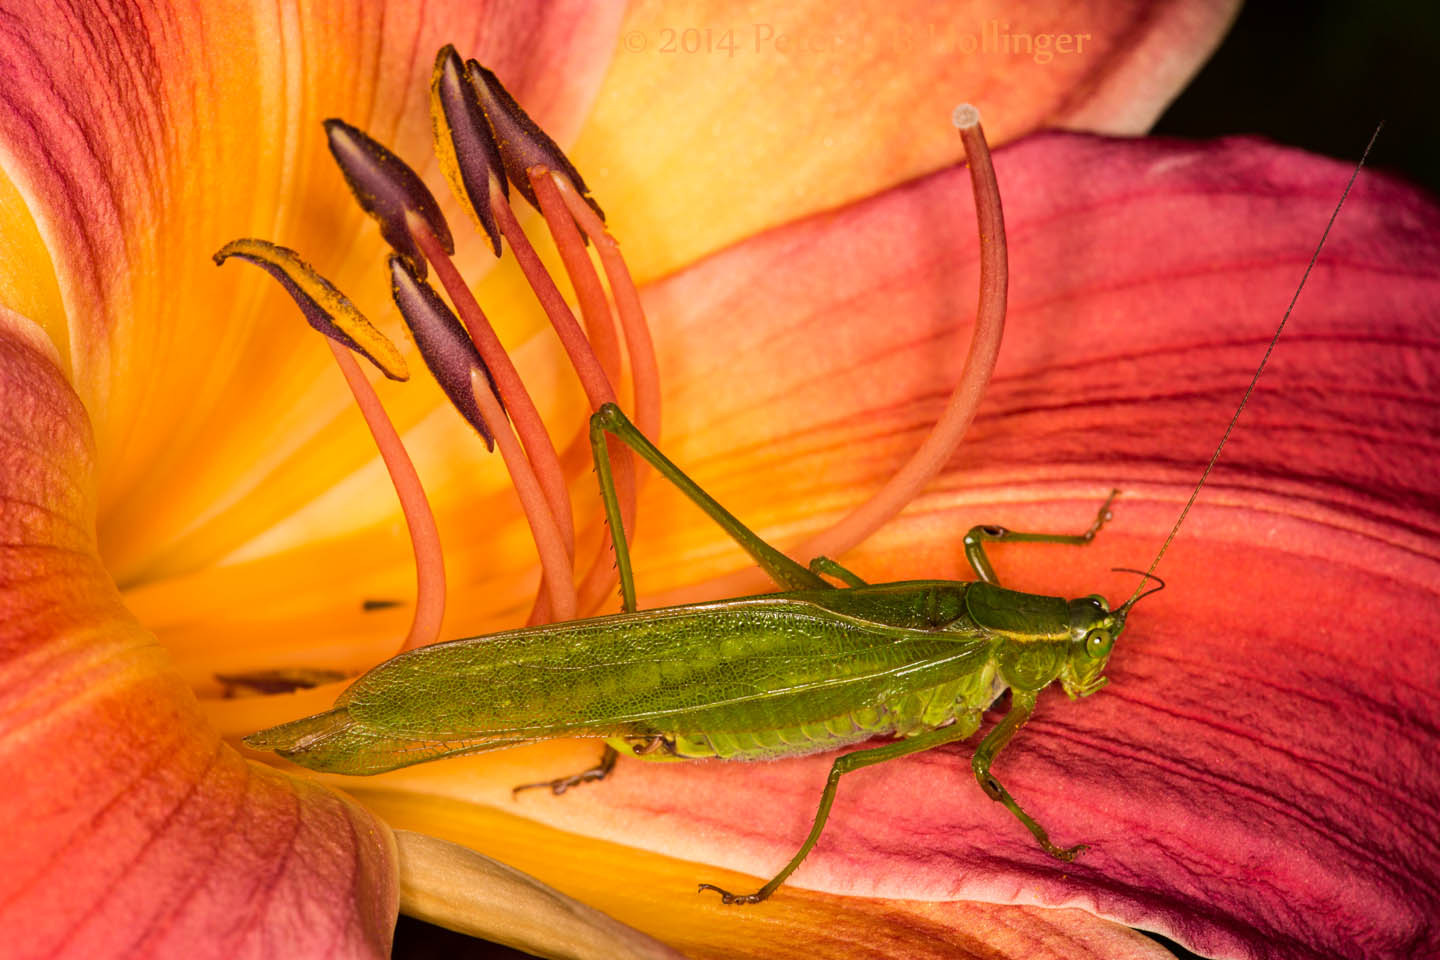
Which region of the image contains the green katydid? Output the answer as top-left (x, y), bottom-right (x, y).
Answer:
top-left (245, 107), bottom-right (1381, 905)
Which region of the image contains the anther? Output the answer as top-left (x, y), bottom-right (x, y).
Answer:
top-left (465, 60), bottom-right (604, 224)
top-left (213, 239), bottom-right (408, 380)
top-left (388, 255), bottom-right (498, 449)
top-left (325, 118), bottom-right (454, 278)
top-left (430, 45), bottom-right (505, 256)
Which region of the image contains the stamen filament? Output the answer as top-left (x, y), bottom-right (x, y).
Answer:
top-left (545, 169), bottom-right (665, 614)
top-left (326, 339), bottom-right (446, 652)
top-left (489, 180), bottom-right (640, 610)
top-left (528, 166), bottom-right (625, 394)
top-left (486, 187), bottom-right (619, 408)
top-left (549, 171), bottom-right (662, 440)
top-left (469, 368), bottom-right (577, 621)
top-left (406, 212), bottom-right (575, 560)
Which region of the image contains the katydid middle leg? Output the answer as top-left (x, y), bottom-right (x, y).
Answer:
top-left (808, 555), bottom-right (868, 587)
top-left (589, 402), bottom-right (830, 612)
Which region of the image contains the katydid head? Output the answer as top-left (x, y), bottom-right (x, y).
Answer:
top-left (1060, 594), bottom-right (1120, 698)
top-left (1060, 572), bottom-right (1163, 697)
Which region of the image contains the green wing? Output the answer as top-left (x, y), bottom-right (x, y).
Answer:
top-left (248, 585), bottom-right (992, 774)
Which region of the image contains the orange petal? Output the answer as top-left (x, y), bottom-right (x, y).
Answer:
top-left (0, 1), bottom-right (625, 586)
top-left (573, 0), bottom-right (1241, 279)
top-left (0, 313), bottom-right (397, 958)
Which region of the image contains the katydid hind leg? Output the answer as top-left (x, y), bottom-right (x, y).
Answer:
top-left (698, 724), bottom-right (972, 905)
top-left (808, 555), bottom-right (868, 587)
top-left (513, 744), bottom-right (619, 797)
top-left (971, 689), bottom-right (1086, 860)
top-left (963, 490), bottom-right (1118, 584)
top-left (590, 404), bottom-right (829, 605)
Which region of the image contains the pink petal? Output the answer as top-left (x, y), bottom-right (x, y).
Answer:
top-left (368, 133), bottom-right (1440, 960)
top-left (0, 314), bottom-right (397, 958)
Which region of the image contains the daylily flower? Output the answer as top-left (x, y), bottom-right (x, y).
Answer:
top-left (2, 3), bottom-right (1437, 960)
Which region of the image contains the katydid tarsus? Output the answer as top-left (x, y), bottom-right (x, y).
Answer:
top-left (246, 113), bottom-right (1382, 905)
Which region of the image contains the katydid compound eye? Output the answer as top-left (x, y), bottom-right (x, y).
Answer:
top-left (1086, 630), bottom-right (1113, 658)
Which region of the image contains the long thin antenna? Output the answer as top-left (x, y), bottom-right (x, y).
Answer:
top-left (1122, 122), bottom-right (1384, 610)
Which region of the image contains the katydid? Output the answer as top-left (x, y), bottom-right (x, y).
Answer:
top-left (245, 118), bottom-right (1381, 906)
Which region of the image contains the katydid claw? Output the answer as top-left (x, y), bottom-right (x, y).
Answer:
top-left (697, 883), bottom-right (765, 905)
top-left (1050, 842), bottom-right (1090, 862)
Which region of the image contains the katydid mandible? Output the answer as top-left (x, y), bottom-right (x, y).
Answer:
top-left (246, 116), bottom-right (1381, 906)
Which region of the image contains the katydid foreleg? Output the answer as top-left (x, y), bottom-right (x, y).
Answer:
top-left (962, 490), bottom-right (1118, 585)
top-left (515, 401), bottom-right (844, 797)
top-left (588, 401), bottom-right (831, 603)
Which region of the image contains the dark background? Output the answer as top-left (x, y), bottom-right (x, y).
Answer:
top-left (1154, 0), bottom-right (1436, 197)
top-left (393, 2), bottom-right (1435, 958)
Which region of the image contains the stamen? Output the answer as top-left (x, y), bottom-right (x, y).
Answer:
top-left (325, 118), bottom-right (454, 278)
top-left (528, 166), bottom-right (624, 400)
top-left (462, 64), bottom-right (648, 614)
top-left (214, 239), bottom-right (408, 380)
top-left (390, 257), bottom-right (577, 621)
top-left (465, 60), bottom-right (604, 224)
top-left (326, 339), bottom-right (447, 651)
top-left (795, 105), bottom-right (1007, 561)
top-left (405, 213), bottom-right (575, 563)
top-left (429, 45), bottom-right (505, 256)
top-left (428, 51), bottom-right (635, 617)
top-left (216, 239), bottom-right (445, 652)
top-left (543, 169), bottom-right (665, 615)
top-left (485, 185), bottom-right (620, 410)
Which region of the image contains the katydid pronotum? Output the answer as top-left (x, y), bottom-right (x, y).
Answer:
top-left (246, 102), bottom-right (1381, 904)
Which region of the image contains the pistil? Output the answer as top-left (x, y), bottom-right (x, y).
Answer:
top-left (795, 105), bottom-right (1007, 561)
top-left (214, 240), bottom-right (446, 652)
top-left (692, 105), bottom-right (1009, 597)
